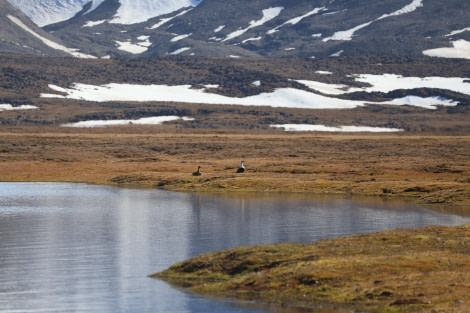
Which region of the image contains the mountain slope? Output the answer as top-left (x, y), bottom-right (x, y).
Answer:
top-left (5, 0), bottom-right (106, 27)
top-left (2, 0), bottom-right (470, 58)
top-left (0, 0), bottom-right (69, 56)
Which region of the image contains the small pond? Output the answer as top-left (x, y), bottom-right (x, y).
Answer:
top-left (1, 182), bottom-right (469, 313)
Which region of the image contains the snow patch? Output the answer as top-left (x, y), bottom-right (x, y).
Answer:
top-left (171, 33), bottom-right (192, 42)
top-left (110, 0), bottom-right (202, 25)
top-left (423, 40), bottom-right (470, 60)
top-left (168, 47), bottom-right (192, 55)
top-left (381, 96), bottom-right (457, 110)
top-left (214, 25), bottom-right (225, 32)
top-left (115, 37), bottom-right (152, 54)
top-left (62, 116), bottom-right (194, 128)
top-left (7, 15), bottom-right (96, 58)
top-left (242, 37), bottom-right (262, 43)
top-left (297, 74), bottom-right (470, 97)
top-left (295, 80), bottom-right (349, 95)
top-left (0, 104), bottom-right (38, 111)
top-left (323, 22), bottom-right (372, 42)
top-left (377, 0), bottom-right (423, 20)
top-left (271, 124), bottom-right (403, 132)
top-left (149, 9), bottom-right (193, 29)
top-left (445, 27), bottom-right (470, 37)
top-left (83, 20), bottom-right (106, 28)
top-left (323, 0), bottom-right (423, 41)
top-left (267, 7), bottom-right (325, 35)
top-left (330, 50), bottom-right (344, 57)
top-left (7, 0), bottom-right (106, 27)
top-left (354, 74), bottom-right (470, 95)
top-left (223, 7), bottom-right (284, 42)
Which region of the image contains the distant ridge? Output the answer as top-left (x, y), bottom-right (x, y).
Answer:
top-left (1, 0), bottom-right (469, 58)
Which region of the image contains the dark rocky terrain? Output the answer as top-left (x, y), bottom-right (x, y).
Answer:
top-left (1, 0), bottom-right (469, 58)
top-left (0, 54), bottom-right (468, 133)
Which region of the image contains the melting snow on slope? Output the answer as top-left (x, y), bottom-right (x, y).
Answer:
top-left (83, 20), bottom-right (106, 28)
top-left (149, 9), bottom-right (193, 29)
top-left (7, 0), bottom-right (106, 26)
top-left (271, 124), bottom-right (403, 132)
top-left (63, 116), bottom-right (194, 127)
top-left (115, 37), bottom-right (151, 54)
top-left (267, 7), bottom-right (325, 35)
top-left (323, 22), bottom-right (372, 41)
top-left (323, 0), bottom-right (423, 41)
top-left (7, 15), bottom-right (96, 58)
top-left (168, 47), bottom-right (192, 55)
top-left (41, 83), bottom-right (365, 109)
top-left (423, 40), bottom-right (470, 60)
top-left (0, 104), bottom-right (38, 111)
top-left (171, 33), bottom-right (192, 42)
top-left (377, 0), bottom-right (423, 20)
top-left (354, 74), bottom-right (470, 95)
top-left (42, 73), bottom-right (462, 110)
top-left (296, 74), bottom-right (470, 97)
top-left (223, 7), bottom-right (284, 42)
top-left (110, 0), bottom-right (202, 25)
top-left (42, 73), bottom-right (467, 130)
top-left (445, 27), bottom-right (470, 37)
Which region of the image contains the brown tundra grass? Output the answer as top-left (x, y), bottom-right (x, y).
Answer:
top-left (154, 225), bottom-right (470, 313)
top-left (1, 126), bottom-right (469, 206)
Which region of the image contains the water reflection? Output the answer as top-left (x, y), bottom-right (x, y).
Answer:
top-left (0, 183), bottom-right (469, 313)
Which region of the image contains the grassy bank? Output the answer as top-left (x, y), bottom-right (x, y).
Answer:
top-left (1, 127), bottom-right (469, 206)
top-left (153, 224), bottom-right (470, 313)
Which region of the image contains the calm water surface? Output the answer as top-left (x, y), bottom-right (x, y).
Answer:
top-left (1, 182), bottom-right (469, 313)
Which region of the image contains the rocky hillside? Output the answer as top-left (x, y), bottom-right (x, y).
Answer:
top-left (0, 0), bottom-right (68, 56)
top-left (2, 0), bottom-right (469, 58)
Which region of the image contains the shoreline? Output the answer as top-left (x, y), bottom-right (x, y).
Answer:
top-left (154, 224), bottom-right (470, 313)
top-left (1, 128), bottom-right (469, 207)
top-left (1, 127), bottom-right (469, 312)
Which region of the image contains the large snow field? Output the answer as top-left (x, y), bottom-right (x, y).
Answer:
top-left (42, 74), bottom-right (466, 111)
top-left (42, 73), bottom-right (468, 130)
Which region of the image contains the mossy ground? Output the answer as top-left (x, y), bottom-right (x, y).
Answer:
top-left (153, 225), bottom-right (470, 313)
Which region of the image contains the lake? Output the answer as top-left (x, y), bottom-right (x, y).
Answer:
top-left (1, 182), bottom-right (469, 313)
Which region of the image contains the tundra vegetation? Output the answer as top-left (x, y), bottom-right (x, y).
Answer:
top-left (1, 54), bottom-right (469, 312)
top-left (153, 225), bottom-right (470, 313)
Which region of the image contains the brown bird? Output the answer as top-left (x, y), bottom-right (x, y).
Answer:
top-left (192, 166), bottom-right (202, 176)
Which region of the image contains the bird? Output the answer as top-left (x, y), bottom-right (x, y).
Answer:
top-left (192, 166), bottom-right (202, 176)
top-left (236, 160), bottom-right (245, 173)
